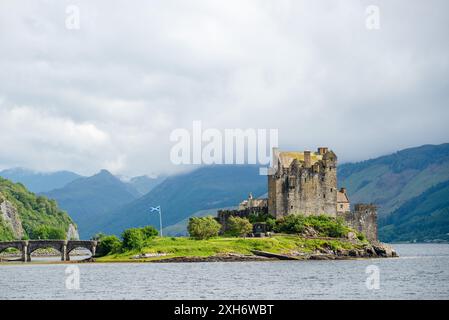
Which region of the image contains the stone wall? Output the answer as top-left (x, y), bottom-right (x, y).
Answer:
top-left (341, 204), bottom-right (378, 242)
top-left (217, 207), bottom-right (269, 234)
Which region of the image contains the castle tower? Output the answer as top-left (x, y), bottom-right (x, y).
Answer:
top-left (268, 147), bottom-right (338, 219)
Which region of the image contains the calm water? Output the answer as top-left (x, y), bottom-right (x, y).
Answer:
top-left (1, 244), bottom-right (448, 300)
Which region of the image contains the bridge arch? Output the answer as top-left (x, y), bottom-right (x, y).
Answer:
top-left (27, 240), bottom-right (66, 261)
top-left (66, 241), bottom-right (97, 261)
top-left (0, 241), bottom-right (24, 253)
top-left (0, 241), bottom-right (28, 261)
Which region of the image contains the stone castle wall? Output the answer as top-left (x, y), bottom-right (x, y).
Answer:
top-left (268, 151), bottom-right (338, 219)
top-left (217, 207), bottom-right (268, 234)
top-left (340, 204), bottom-right (378, 242)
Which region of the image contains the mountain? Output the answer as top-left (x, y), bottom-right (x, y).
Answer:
top-left (0, 168), bottom-right (82, 193)
top-left (0, 176), bottom-right (77, 241)
top-left (90, 165), bottom-right (267, 237)
top-left (379, 180), bottom-right (449, 242)
top-left (339, 143), bottom-right (449, 217)
top-left (128, 175), bottom-right (166, 196)
top-left (43, 170), bottom-right (141, 239)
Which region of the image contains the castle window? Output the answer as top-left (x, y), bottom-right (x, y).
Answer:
top-left (323, 194), bottom-right (326, 199)
top-left (291, 206), bottom-right (293, 209)
top-left (330, 188), bottom-right (333, 192)
top-left (340, 204), bottom-right (343, 209)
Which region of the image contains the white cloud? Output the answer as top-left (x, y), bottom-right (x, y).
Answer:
top-left (0, 0), bottom-right (448, 175)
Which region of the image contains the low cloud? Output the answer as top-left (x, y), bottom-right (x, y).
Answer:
top-left (0, 0), bottom-right (448, 176)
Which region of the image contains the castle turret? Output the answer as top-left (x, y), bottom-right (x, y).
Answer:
top-left (304, 151), bottom-right (311, 168)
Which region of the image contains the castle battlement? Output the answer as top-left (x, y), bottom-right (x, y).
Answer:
top-left (268, 147), bottom-right (338, 219)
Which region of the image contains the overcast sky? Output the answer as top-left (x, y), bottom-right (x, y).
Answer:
top-left (0, 0), bottom-right (448, 176)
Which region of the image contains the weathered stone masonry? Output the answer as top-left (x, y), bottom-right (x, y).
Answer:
top-left (218, 147), bottom-right (379, 241)
top-left (268, 147), bottom-right (338, 218)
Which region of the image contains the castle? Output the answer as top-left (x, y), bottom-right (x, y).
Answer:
top-left (218, 147), bottom-right (378, 241)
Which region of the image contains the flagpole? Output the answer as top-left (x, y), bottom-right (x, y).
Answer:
top-left (159, 207), bottom-right (163, 237)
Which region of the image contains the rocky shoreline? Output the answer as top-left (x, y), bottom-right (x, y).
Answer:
top-left (126, 242), bottom-right (398, 263)
top-left (0, 240), bottom-right (397, 264)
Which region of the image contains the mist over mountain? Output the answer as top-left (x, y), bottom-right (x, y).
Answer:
top-left (88, 165), bottom-right (267, 238)
top-left (5, 143), bottom-right (447, 242)
top-left (43, 170), bottom-right (141, 239)
top-left (128, 175), bottom-right (166, 196)
top-left (0, 168), bottom-right (82, 193)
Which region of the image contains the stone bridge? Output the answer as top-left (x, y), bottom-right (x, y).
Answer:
top-left (0, 240), bottom-right (97, 262)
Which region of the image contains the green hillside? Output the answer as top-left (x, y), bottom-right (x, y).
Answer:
top-left (0, 177), bottom-right (75, 241)
top-left (379, 180), bottom-right (449, 242)
top-left (339, 143), bottom-right (449, 217)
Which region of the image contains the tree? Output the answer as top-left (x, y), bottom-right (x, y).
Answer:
top-left (187, 216), bottom-right (221, 240)
top-left (121, 228), bottom-right (145, 251)
top-left (141, 225), bottom-right (159, 238)
top-left (31, 225), bottom-right (66, 240)
top-left (96, 235), bottom-right (122, 256)
top-left (227, 216), bottom-right (253, 237)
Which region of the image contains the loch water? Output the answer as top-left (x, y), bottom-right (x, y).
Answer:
top-left (0, 244), bottom-right (448, 300)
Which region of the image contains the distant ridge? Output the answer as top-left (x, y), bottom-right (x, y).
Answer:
top-left (0, 168), bottom-right (82, 193)
top-left (89, 165), bottom-right (267, 238)
top-left (43, 169), bottom-right (141, 239)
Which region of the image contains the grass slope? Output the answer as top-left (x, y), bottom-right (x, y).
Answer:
top-left (97, 236), bottom-right (363, 262)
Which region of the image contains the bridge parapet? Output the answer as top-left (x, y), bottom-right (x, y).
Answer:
top-left (0, 240), bottom-right (98, 262)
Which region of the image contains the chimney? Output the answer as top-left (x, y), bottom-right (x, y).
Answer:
top-left (318, 147), bottom-right (328, 155)
top-left (304, 151), bottom-right (311, 167)
top-left (340, 187), bottom-right (347, 194)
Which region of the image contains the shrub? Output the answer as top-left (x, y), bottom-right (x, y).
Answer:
top-left (266, 218), bottom-right (276, 231)
top-left (96, 235), bottom-right (122, 256)
top-left (187, 216), bottom-right (221, 240)
top-left (357, 232), bottom-right (367, 241)
top-left (91, 232), bottom-right (106, 241)
top-left (120, 225), bottom-right (159, 252)
top-left (227, 216), bottom-right (253, 237)
top-left (274, 215), bottom-right (306, 234)
top-left (274, 214), bottom-right (351, 238)
top-left (141, 225), bottom-right (159, 238)
top-left (121, 228), bottom-right (145, 251)
top-left (303, 215), bottom-right (350, 238)
top-left (31, 225), bottom-right (66, 240)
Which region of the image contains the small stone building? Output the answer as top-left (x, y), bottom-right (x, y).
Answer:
top-left (337, 188), bottom-right (350, 214)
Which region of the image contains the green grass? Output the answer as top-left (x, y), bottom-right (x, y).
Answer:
top-left (97, 235), bottom-right (363, 262)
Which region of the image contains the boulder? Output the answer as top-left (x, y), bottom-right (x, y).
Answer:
top-left (372, 243), bottom-right (398, 257)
